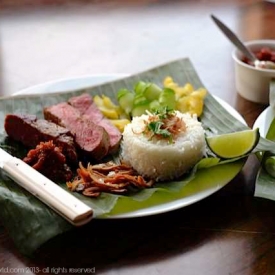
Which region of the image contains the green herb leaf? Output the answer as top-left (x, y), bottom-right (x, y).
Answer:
top-left (0, 58), bottom-right (248, 255)
top-left (147, 121), bottom-right (171, 138)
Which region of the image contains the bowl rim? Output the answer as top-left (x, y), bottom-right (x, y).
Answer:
top-left (232, 39), bottom-right (275, 73)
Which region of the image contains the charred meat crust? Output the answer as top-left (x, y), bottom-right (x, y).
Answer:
top-left (4, 114), bottom-right (78, 165)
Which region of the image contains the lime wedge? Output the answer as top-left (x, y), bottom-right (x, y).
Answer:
top-left (206, 128), bottom-right (260, 159)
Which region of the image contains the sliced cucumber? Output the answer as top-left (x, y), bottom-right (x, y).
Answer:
top-left (143, 83), bottom-right (162, 101)
top-left (159, 88), bottom-right (176, 109)
top-left (149, 100), bottom-right (162, 112)
top-left (134, 81), bottom-right (148, 94)
top-left (133, 93), bottom-right (148, 106)
top-left (117, 89), bottom-right (134, 115)
top-left (132, 101), bottom-right (150, 117)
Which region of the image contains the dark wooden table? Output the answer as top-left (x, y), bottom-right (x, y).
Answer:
top-left (1, 1), bottom-right (275, 274)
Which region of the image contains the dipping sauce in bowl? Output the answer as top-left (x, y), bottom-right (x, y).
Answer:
top-left (242, 47), bottom-right (275, 69)
top-left (232, 40), bottom-right (275, 104)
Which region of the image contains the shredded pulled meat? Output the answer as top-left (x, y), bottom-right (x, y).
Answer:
top-left (23, 140), bottom-right (73, 182)
top-left (67, 161), bottom-right (154, 197)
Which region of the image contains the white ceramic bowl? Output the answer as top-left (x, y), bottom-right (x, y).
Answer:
top-left (232, 40), bottom-right (275, 104)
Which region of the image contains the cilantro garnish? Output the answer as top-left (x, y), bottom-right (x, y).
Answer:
top-left (147, 121), bottom-right (171, 138)
top-left (143, 108), bottom-right (177, 142)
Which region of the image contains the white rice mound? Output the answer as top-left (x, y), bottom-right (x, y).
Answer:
top-left (121, 111), bottom-right (206, 181)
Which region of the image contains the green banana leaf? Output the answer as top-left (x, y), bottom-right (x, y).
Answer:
top-left (0, 58), bottom-right (272, 256)
top-left (255, 80), bottom-right (275, 200)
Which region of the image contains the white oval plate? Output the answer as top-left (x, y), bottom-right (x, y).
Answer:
top-left (15, 75), bottom-right (246, 219)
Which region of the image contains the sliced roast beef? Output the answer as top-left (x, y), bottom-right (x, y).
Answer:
top-left (43, 102), bottom-right (110, 161)
top-left (4, 114), bottom-right (78, 165)
top-left (68, 93), bottom-right (121, 153)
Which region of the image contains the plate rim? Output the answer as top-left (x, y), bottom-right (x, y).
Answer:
top-left (13, 74), bottom-right (128, 96)
top-left (13, 75), bottom-right (246, 219)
